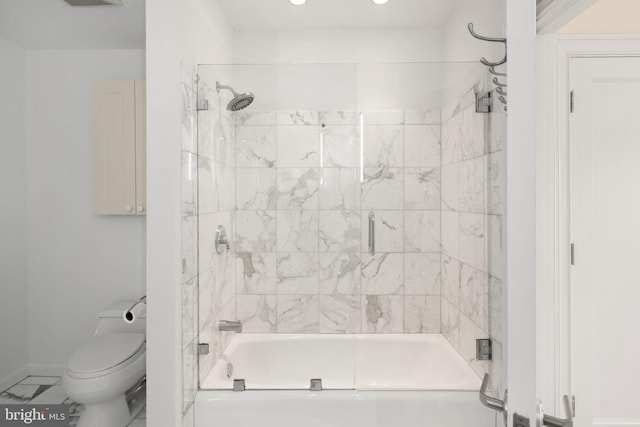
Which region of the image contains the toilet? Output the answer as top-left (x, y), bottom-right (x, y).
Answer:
top-left (63, 301), bottom-right (146, 427)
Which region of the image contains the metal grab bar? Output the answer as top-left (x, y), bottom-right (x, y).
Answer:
top-left (543, 395), bottom-right (573, 427)
top-left (479, 373), bottom-right (505, 412)
top-left (368, 212), bottom-right (375, 255)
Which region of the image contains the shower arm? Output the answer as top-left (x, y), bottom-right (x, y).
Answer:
top-left (216, 82), bottom-right (239, 97)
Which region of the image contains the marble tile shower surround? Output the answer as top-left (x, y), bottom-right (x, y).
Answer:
top-left (439, 80), bottom-right (505, 393)
top-left (234, 109), bottom-right (443, 335)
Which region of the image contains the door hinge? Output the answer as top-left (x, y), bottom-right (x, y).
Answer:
top-left (198, 343), bottom-right (210, 355)
top-left (571, 243), bottom-right (575, 265)
top-left (570, 91), bottom-right (575, 113)
top-left (476, 91), bottom-right (493, 113)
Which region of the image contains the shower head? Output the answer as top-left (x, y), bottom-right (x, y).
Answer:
top-left (216, 81), bottom-right (255, 112)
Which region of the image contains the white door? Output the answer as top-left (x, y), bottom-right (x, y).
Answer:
top-left (570, 57), bottom-right (640, 427)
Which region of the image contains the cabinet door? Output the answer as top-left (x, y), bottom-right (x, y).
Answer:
top-left (134, 80), bottom-right (146, 215)
top-left (92, 80), bottom-right (137, 215)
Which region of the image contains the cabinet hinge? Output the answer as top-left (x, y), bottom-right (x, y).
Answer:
top-left (570, 91), bottom-right (575, 113)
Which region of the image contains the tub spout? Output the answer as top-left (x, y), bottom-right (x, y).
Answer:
top-left (218, 320), bottom-right (242, 332)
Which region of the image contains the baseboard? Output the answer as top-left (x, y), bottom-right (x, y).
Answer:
top-left (28, 364), bottom-right (66, 377)
top-left (0, 366), bottom-right (29, 392)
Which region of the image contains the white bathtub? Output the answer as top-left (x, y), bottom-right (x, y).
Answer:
top-left (195, 334), bottom-right (495, 427)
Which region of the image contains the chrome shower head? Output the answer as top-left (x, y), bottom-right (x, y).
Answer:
top-left (216, 81), bottom-right (255, 112)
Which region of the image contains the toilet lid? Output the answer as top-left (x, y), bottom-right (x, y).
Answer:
top-left (68, 333), bottom-right (145, 374)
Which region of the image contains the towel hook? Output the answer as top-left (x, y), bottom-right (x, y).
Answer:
top-left (467, 23), bottom-right (507, 67)
top-left (492, 78), bottom-right (507, 88)
top-left (489, 66), bottom-right (506, 77)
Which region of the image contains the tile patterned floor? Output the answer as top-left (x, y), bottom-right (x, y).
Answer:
top-left (0, 376), bottom-right (146, 426)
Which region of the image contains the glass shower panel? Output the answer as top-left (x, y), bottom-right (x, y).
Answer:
top-left (196, 63), bottom-right (359, 390)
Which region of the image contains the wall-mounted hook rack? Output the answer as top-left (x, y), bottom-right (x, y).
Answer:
top-left (492, 77), bottom-right (507, 88)
top-left (496, 87), bottom-right (507, 97)
top-left (498, 95), bottom-right (507, 105)
top-left (467, 23), bottom-right (507, 67)
top-left (489, 66), bottom-right (507, 77)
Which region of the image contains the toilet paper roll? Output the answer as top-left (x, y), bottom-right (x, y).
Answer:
top-left (123, 303), bottom-right (146, 324)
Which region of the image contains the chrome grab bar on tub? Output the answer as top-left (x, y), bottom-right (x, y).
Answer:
top-left (542, 395), bottom-right (573, 427)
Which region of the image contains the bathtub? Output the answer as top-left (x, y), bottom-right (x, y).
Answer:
top-left (195, 334), bottom-right (495, 427)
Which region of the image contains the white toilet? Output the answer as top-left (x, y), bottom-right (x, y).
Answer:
top-left (63, 301), bottom-right (146, 427)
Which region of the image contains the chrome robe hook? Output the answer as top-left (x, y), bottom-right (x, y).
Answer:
top-left (467, 23), bottom-right (507, 67)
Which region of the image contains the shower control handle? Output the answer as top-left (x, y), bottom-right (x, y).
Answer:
top-left (215, 225), bottom-right (231, 254)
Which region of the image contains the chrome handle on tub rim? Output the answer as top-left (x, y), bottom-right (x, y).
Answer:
top-left (479, 373), bottom-right (508, 425)
top-left (368, 211), bottom-right (375, 255)
top-left (542, 395), bottom-right (573, 427)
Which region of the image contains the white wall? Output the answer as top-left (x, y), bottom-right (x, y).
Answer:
top-left (0, 35), bottom-right (29, 390)
top-left (146, 0), bottom-right (233, 425)
top-left (25, 49), bottom-right (146, 373)
top-left (233, 28), bottom-right (443, 63)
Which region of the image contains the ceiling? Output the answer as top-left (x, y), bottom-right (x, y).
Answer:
top-left (217, 0), bottom-right (460, 31)
top-left (0, 0), bottom-right (145, 49)
top-left (558, 0), bottom-right (640, 33)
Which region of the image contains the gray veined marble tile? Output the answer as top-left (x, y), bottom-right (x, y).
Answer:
top-left (213, 114), bottom-right (236, 167)
top-left (236, 168), bottom-right (277, 210)
top-left (488, 214), bottom-right (504, 280)
top-left (459, 263), bottom-right (489, 332)
top-left (235, 210), bottom-right (277, 252)
top-left (361, 167), bottom-right (403, 210)
top-left (320, 125), bottom-right (360, 167)
top-left (489, 105), bottom-right (506, 153)
top-left (319, 111), bottom-right (358, 126)
top-left (441, 112), bottom-right (462, 166)
top-left (197, 156), bottom-right (217, 215)
top-left (181, 83), bottom-right (196, 153)
top-left (403, 211), bottom-right (440, 253)
top-left (235, 111), bottom-right (277, 126)
top-left (404, 125), bottom-right (441, 167)
top-left (404, 168), bottom-right (441, 210)
top-left (318, 168), bottom-right (359, 210)
top-left (276, 211), bottom-right (319, 252)
top-left (237, 295), bottom-right (277, 333)
top-left (276, 168), bottom-right (319, 210)
top-left (489, 276), bottom-right (503, 344)
top-left (182, 151), bottom-right (198, 216)
top-left (320, 295), bottom-right (361, 333)
top-left (182, 339), bottom-right (197, 413)
top-left (277, 111), bottom-right (319, 126)
top-left (459, 156), bottom-right (485, 214)
top-left (277, 295), bottom-right (319, 333)
top-left (362, 295), bottom-right (403, 333)
top-left (361, 111), bottom-right (404, 125)
top-left (441, 255), bottom-right (460, 307)
top-left (363, 125), bottom-right (403, 167)
top-left (404, 110), bottom-right (440, 125)
top-left (319, 252), bottom-right (361, 295)
top-left (459, 212), bottom-right (486, 272)
top-left (441, 83), bottom-right (480, 124)
top-left (182, 215), bottom-right (198, 282)
top-left (277, 126), bottom-right (319, 167)
top-left (319, 210), bottom-right (360, 253)
top-left (0, 384), bottom-right (52, 403)
top-left (441, 298), bottom-right (460, 350)
top-left (404, 253), bottom-right (441, 295)
top-left (487, 152), bottom-right (504, 215)
top-left (236, 252), bottom-right (277, 294)
top-left (441, 163), bottom-right (460, 212)
top-left (440, 211), bottom-right (459, 259)
top-left (460, 106), bottom-right (487, 161)
top-left (361, 253), bottom-right (403, 295)
top-left (235, 125), bottom-right (277, 168)
top-left (215, 163), bottom-right (236, 213)
top-left (182, 277), bottom-right (198, 348)
top-left (360, 210), bottom-right (403, 253)
top-left (404, 296), bottom-right (441, 333)
top-left (277, 253), bottom-right (319, 294)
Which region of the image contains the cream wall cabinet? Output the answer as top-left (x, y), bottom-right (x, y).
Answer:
top-left (92, 80), bottom-right (146, 215)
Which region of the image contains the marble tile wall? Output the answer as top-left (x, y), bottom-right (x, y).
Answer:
top-left (234, 110), bottom-right (442, 334)
top-left (439, 81), bottom-right (505, 393)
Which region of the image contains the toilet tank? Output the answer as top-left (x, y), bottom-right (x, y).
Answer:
top-left (94, 301), bottom-right (146, 336)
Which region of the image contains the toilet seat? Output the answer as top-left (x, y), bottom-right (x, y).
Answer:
top-left (67, 332), bottom-right (146, 379)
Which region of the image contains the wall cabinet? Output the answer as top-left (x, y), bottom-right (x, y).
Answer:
top-left (92, 80), bottom-right (146, 215)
